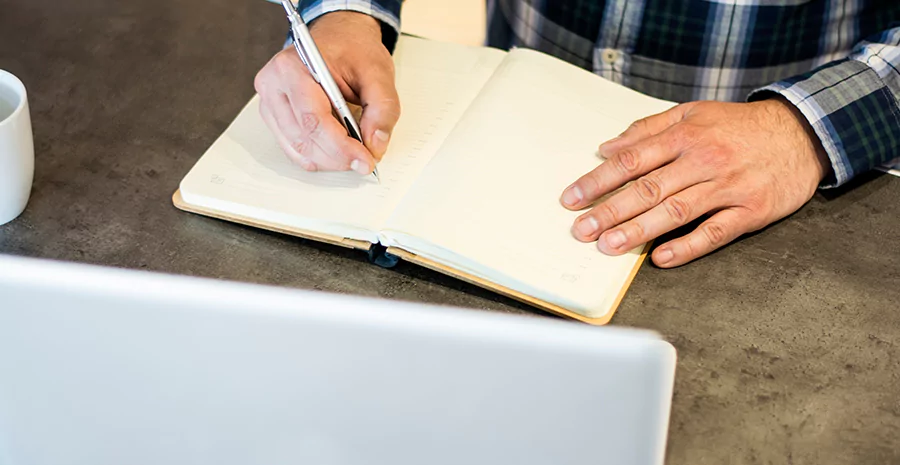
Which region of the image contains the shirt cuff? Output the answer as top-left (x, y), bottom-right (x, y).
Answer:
top-left (297, 0), bottom-right (402, 52)
top-left (748, 59), bottom-right (900, 188)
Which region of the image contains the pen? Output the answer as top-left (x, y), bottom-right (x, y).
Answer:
top-left (280, 0), bottom-right (380, 182)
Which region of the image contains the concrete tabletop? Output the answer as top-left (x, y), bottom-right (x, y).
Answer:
top-left (1, 1), bottom-right (898, 463)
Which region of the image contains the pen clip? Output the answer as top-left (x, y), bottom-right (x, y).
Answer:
top-left (281, 1), bottom-right (321, 83)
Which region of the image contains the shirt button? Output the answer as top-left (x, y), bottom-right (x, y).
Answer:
top-left (601, 48), bottom-right (619, 64)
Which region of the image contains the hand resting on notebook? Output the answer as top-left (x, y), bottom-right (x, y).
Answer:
top-left (254, 11), bottom-right (400, 175)
top-left (561, 97), bottom-right (832, 269)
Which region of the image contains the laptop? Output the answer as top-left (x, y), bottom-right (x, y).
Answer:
top-left (0, 254), bottom-right (676, 465)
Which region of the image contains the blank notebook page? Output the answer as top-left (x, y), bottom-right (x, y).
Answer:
top-left (383, 49), bottom-right (675, 316)
top-left (179, 38), bottom-right (505, 243)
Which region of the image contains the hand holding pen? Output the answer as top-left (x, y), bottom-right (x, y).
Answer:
top-left (254, 6), bottom-right (401, 178)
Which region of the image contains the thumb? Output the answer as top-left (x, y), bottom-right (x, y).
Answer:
top-left (356, 72), bottom-right (401, 161)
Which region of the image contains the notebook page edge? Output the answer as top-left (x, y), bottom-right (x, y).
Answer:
top-left (380, 230), bottom-right (624, 319)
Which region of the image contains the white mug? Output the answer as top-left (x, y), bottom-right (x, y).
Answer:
top-left (0, 70), bottom-right (34, 226)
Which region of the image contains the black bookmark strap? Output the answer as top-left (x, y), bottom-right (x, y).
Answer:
top-left (368, 243), bottom-right (400, 268)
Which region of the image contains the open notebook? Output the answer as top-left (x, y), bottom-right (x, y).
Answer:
top-left (175, 37), bottom-right (675, 324)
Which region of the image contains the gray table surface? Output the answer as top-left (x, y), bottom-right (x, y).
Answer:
top-left (2, 1), bottom-right (899, 463)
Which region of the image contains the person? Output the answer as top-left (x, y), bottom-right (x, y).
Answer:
top-left (253, 1), bottom-right (900, 268)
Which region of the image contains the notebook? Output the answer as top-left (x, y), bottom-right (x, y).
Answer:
top-left (175, 36), bottom-right (675, 324)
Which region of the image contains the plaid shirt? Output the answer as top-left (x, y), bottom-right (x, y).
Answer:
top-left (297, 0), bottom-right (900, 187)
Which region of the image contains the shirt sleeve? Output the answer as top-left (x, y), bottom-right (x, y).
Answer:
top-left (749, 24), bottom-right (900, 188)
top-left (296, 0), bottom-right (402, 52)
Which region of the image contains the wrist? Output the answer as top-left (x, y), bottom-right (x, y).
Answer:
top-left (309, 11), bottom-right (382, 41)
top-left (760, 96), bottom-right (832, 184)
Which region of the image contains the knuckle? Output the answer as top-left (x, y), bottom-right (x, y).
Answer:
top-left (691, 101), bottom-right (714, 113)
top-left (682, 237), bottom-right (698, 258)
top-left (253, 70), bottom-right (267, 94)
top-left (273, 50), bottom-right (295, 71)
top-left (699, 146), bottom-right (733, 172)
top-left (715, 141), bottom-right (736, 161)
top-left (635, 175), bottom-right (663, 206)
top-left (627, 118), bottom-right (648, 134)
top-left (626, 221), bottom-right (646, 241)
top-left (702, 222), bottom-right (728, 246)
top-left (668, 104), bottom-right (690, 124)
top-left (614, 148), bottom-right (641, 175)
top-left (291, 138), bottom-right (308, 156)
top-left (597, 202), bottom-right (621, 225)
top-left (694, 148), bottom-right (718, 167)
top-left (741, 191), bottom-right (767, 212)
top-left (300, 112), bottom-right (320, 133)
top-left (663, 196), bottom-right (692, 225)
top-left (671, 123), bottom-right (698, 148)
top-left (745, 217), bottom-right (767, 233)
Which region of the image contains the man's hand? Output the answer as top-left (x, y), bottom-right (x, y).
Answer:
top-left (254, 11), bottom-right (400, 174)
top-left (560, 98), bottom-right (832, 268)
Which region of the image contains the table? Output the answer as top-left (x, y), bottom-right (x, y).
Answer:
top-left (2, 1), bottom-right (898, 463)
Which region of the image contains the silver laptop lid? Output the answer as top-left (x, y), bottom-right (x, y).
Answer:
top-left (0, 255), bottom-right (675, 465)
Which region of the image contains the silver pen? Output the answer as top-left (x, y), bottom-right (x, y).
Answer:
top-left (280, 0), bottom-right (380, 182)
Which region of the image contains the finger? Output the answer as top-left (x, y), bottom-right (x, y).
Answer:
top-left (259, 100), bottom-right (318, 171)
top-left (594, 182), bottom-right (723, 255)
top-left (265, 91), bottom-right (344, 170)
top-left (651, 207), bottom-right (755, 268)
top-left (269, 90), bottom-right (371, 172)
top-left (561, 127), bottom-right (690, 210)
top-left (336, 50), bottom-right (400, 161)
top-left (598, 101), bottom-right (699, 158)
top-left (571, 157), bottom-right (714, 242)
top-left (356, 70), bottom-right (401, 161)
top-left (278, 59), bottom-right (375, 173)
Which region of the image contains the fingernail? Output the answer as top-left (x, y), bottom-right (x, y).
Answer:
top-left (562, 185), bottom-right (584, 206)
top-left (656, 248), bottom-right (674, 265)
top-left (372, 129), bottom-right (390, 155)
top-left (350, 159), bottom-right (370, 174)
top-left (603, 230), bottom-right (626, 249)
top-left (575, 216), bottom-right (599, 237)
